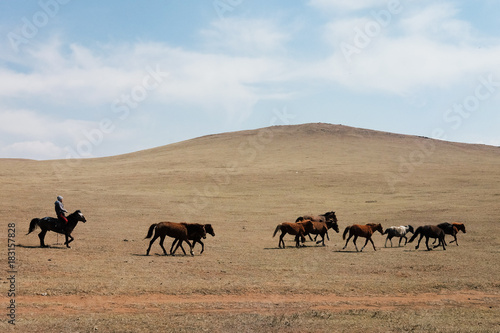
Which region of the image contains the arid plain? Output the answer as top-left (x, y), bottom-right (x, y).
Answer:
top-left (1, 123), bottom-right (499, 332)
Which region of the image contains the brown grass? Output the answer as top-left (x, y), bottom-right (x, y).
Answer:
top-left (1, 123), bottom-right (499, 332)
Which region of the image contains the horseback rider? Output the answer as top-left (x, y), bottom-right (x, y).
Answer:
top-left (55, 195), bottom-right (68, 228)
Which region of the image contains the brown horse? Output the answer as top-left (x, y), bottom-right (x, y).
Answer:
top-left (408, 225), bottom-right (446, 251)
top-left (273, 222), bottom-right (306, 248)
top-left (296, 211), bottom-right (338, 241)
top-left (342, 223), bottom-right (383, 252)
top-left (145, 222), bottom-right (195, 256)
top-left (300, 219), bottom-right (340, 246)
top-left (171, 223), bottom-right (215, 255)
top-left (434, 222), bottom-right (466, 246)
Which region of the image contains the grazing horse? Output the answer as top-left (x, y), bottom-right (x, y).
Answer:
top-left (171, 223), bottom-right (215, 255)
top-left (145, 222), bottom-right (195, 256)
top-left (27, 210), bottom-right (87, 248)
top-left (408, 225), bottom-right (446, 251)
top-left (300, 219), bottom-right (340, 246)
top-left (342, 223), bottom-right (383, 252)
top-left (273, 222), bottom-right (306, 248)
top-left (383, 225), bottom-right (414, 247)
top-left (296, 211), bottom-right (338, 241)
top-left (434, 222), bottom-right (466, 246)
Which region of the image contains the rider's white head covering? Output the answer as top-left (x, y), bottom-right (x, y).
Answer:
top-left (57, 195), bottom-right (63, 201)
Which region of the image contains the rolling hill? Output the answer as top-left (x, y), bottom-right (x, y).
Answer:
top-left (1, 123), bottom-right (499, 332)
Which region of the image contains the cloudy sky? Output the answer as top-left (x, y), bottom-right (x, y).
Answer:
top-left (1, 0), bottom-right (499, 160)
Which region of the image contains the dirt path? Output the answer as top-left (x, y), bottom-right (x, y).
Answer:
top-left (10, 290), bottom-right (499, 316)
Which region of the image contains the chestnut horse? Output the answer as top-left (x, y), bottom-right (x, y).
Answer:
top-left (296, 211), bottom-right (338, 241)
top-left (171, 223), bottom-right (215, 255)
top-left (273, 222), bottom-right (306, 248)
top-left (408, 225), bottom-right (446, 251)
top-left (301, 219), bottom-right (340, 246)
top-left (342, 223), bottom-right (383, 252)
top-left (434, 222), bottom-right (466, 246)
top-left (145, 222), bottom-right (196, 256)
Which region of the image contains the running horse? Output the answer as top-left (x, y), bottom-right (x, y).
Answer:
top-left (296, 211), bottom-right (338, 241)
top-left (408, 225), bottom-right (446, 251)
top-left (300, 219), bottom-right (339, 246)
top-left (27, 210), bottom-right (87, 248)
top-left (342, 223), bottom-right (383, 251)
top-left (383, 225), bottom-right (414, 247)
top-left (435, 222), bottom-right (466, 246)
top-left (273, 222), bottom-right (307, 248)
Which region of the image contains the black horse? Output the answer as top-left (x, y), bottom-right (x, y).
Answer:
top-left (27, 210), bottom-right (87, 248)
top-left (408, 225), bottom-right (446, 251)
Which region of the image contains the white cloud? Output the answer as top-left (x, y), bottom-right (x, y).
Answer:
top-left (309, 0), bottom-right (389, 12)
top-left (200, 18), bottom-right (290, 55)
top-left (0, 110), bottom-right (95, 141)
top-left (0, 141), bottom-right (65, 160)
top-left (313, 2), bottom-right (500, 94)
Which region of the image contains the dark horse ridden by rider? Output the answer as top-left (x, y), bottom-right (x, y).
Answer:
top-left (27, 210), bottom-right (87, 248)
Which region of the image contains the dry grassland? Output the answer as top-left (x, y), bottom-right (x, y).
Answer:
top-left (1, 123), bottom-right (499, 332)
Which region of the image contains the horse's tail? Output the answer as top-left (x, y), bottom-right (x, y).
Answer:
top-left (408, 227), bottom-right (420, 243)
top-left (342, 226), bottom-right (351, 240)
top-left (144, 224), bottom-right (158, 239)
top-left (27, 218), bottom-right (40, 235)
top-left (272, 224), bottom-right (282, 238)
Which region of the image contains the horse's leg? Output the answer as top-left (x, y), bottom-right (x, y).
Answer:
top-left (415, 235), bottom-right (423, 250)
top-left (159, 235), bottom-right (168, 255)
top-left (353, 235), bottom-right (359, 252)
top-left (361, 236), bottom-right (371, 252)
top-left (65, 233), bottom-right (74, 248)
top-left (38, 229), bottom-right (48, 248)
top-left (452, 234), bottom-right (458, 246)
top-left (384, 236), bottom-right (389, 248)
top-left (198, 240), bottom-right (205, 254)
top-left (315, 232), bottom-right (325, 245)
top-left (440, 235), bottom-right (446, 250)
top-left (316, 233), bottom-right (326, 246)
top-left (343, 234), bottom-right (353, 250)
top-left (170, 239), bottom-right (187, 255)
top-left (369, 237), bottom-right (377, 251)
top-left (425, 236), bottom-right (432, 251)
top-left (173, 239), bottom-right (193, 255)
top-left (279, 232), bottom-right (285, 248)
top-left (146, 234), bottom-right (159, 255)
top-left (169, 239), bottom-right (177, 254)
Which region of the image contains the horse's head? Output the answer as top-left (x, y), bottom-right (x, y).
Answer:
top-left (74, 210), bottom-right (87, 223)
top-left (454, 223), bottom-right (466, 233)
top-left (326, 219), bottom-right (339, 233)
top-left (196, 224), bottom-right (207, 239)
top-left (407, 225), bottom-right (414, 234)
top-left (375, 224), bottom-right (383, 234)
top-left (204, 224), bottom-right (215, 237)
top-left (323, 211), bottom-right (337, 223)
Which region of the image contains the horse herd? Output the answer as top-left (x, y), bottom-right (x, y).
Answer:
top-left (273, 211), bottom-right (467, 252)
top-left (26, 210), bottom-right (466, 255)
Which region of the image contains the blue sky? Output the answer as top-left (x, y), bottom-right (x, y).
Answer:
top-left (1, 0), bottom-right (499, 160)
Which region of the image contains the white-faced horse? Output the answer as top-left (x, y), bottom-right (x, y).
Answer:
top-left (383, 225), bottom-right (414, 247)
